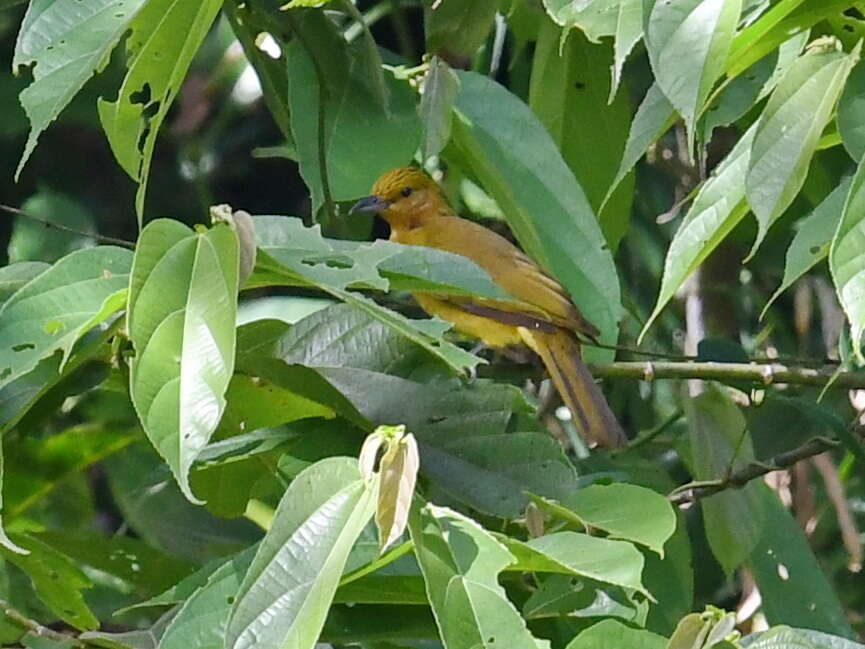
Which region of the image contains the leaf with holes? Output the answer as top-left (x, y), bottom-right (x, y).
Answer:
top-left (0, 246), bottom-right (131, 390)
top-left (127, 218), bottom-right (239, 503)
top-left (410, 502), bottom-right (546, 649)
top-left (12, 0), bottom-right (149, 177)
top-left (98, 0), bottom-right (223, 219)
top-left (542, 0), bottom-right (620, 42)
top-left (747, 41), bottom-right (860, 256)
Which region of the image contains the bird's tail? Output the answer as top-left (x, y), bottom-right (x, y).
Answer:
top-left (524, 328), bottom-right (626, 448)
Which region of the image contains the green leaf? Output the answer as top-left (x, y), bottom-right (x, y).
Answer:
top-left (763, 176), bottom-right (851, 317)
top-left (743, 627), bottom-right (865, 648)
top-left (542, 0), bottom-right (620, 42)
top-left (831, 156), bottom-right (865, 358)
top-left (0, 246), bottom-right (131, 389)
top-left (12, 0), bottom-right (149, 177)
top-left (641, 125), bottom-right (755, 340)
top-left (646, 0), bottom-right (742, 146)
top-left (746, 40), bottom-right (860, 256)
top-left (451, 70), bottom-right (620, 362)
top-left (286, 11), bottom-right (420, 216)
top-left (225, 457), bottom-right (377, 649)
top-left (236, 305), bottom-right (427, 376)
top-left (97, 0), bottom-right (222, 219)
top-left (423, 0), bottom-right (499, 62)
top-left (80, 610), bottom-right (175, 649)
top-left (316, 367), bottom-right (578, 518)
top-left (0, 437), bottom-right (23, 555)
top-left (419, 56), bottom-right (460, 161)
top-left (522, 574), bottom-right (642, 623)
top-left (0, 262), bottom-right (49, 307)
top-left (530, 23), bottom-right (634, 251)
top-left (502, 532), bottom-right (647, 595)
top-left (685, 387), bottom-right (764, 575)
top-left (251, 215), bottom-right (493, 372)
top-left (1, 534), bottom-right (97, 630)
top-left (409, 502), bottom-right (546, 649)
top-left (611, 0), bottom-right (643, 99)
top-left (160, 547), bottom-right (255, 649)
top-left (838, 57), bottom-right (865, 161)
top-left (748, 486), bottom-right (854, 639)
top-left (605, 83), bottom-right (677, 208)
top-left (127, 219), bottom-right (239, 503)
top-left (557, 483), bottom-right (676, 556)
top-left (564, 619), bottom-right (666, 649)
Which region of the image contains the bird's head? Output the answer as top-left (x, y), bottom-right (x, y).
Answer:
top-left (350, 167), bottom-right (449, 227)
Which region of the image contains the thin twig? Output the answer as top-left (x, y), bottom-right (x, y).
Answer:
top-left (668, 437), bottom-right (842, 505)
top-left (0, 598), bottom-right (86, 648)
top-left (284, 10), bottom-right (336, 225)
top-left (0, 204), bottom-right (135, 249)
top-left (812, 453), bottom-right (863, 572)
top-left (589, 361), bottom-right (865, 388)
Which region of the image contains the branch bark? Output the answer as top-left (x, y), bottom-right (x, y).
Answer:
top-left (589, 361), bottom-right (865, 389)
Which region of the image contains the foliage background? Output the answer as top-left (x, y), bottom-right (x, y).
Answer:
top-left (0, 0), bottom-right (864, 648)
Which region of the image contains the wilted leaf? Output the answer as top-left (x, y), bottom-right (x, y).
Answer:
top-left (374, 427), bottom-right (420, 554)
top-left (419, 56), bottom-right (460, 160)
top-left (12, 0), bottom-right (149, 177)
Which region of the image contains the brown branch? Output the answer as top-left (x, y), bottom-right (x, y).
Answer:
top-left (0, 598), bottom-right (86, 648)
top-left (589, 361), bottom-right (865, 389)
top-left (668, 437), bottom-right (841, 505)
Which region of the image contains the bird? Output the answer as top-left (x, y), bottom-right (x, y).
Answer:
top-left (351, 167), bottom-right (625, 448)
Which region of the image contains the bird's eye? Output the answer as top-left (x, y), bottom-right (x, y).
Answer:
top-left (401, 187), bottom-right (413, 197)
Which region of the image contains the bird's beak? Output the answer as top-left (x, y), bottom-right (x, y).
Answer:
top-left (349, 195), bottom-right (391, 215)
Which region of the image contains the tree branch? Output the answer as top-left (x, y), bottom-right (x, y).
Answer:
top-left (668, 436), bottom-right (842, 505)
top-left (589, 361), bottom-right (865, 389)
top-left (0, 204), bottom-right (135, 249)
top-left (0, 598), bottom-right (86, 648)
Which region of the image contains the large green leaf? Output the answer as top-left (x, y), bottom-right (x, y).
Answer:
top-left (763, 177), bottom-right (851, 316)
top-left (748, 486), bottom-right (854, 638)
top-left (746, 41), bottom-right (860, 255)
top-left (646, 0), bottom-right (742, 145)
top-left (831, 157), bottom-right (865, 356)
top-left (97, 0), bottom-right (222, 219)
top-left (160, 547), bottom-right (255, 649)
top-left (530, 23), bottom-right (634, 251)
top-left (641, 125), bottom-right (755, 339)
top-left (686, 387), bottom-right (764, 575)
top-left (286, 11), bottom-right (420, 216)
top-left (1, 533), bottom-right (98, 630)
top-left (0, 262), bottom-right (48, 307)
top-left (612, 0), bottom-right (643, 98)
top-left (451, 70), bottom-right (620, 362)
top-left (565, 619), bottom-right (666, 649)
top-left (127, 218), bottom-right (239, 503)
top-left (316, 367), bottom-right (578, 518)
top-left (502, 532), bottom-right (647, 594)
top-left (225, 457), bottom-right (376, 649)
top-left (0, 246), bottom-right (131, 389)
top-left (12, 0), bottom-right (149, 177)
top-left (409, 502), bottom-right (546, 649)
top-left (251, 215), bottom-right (503, 372)
top-left (550, 483), bottom-right (677, 556)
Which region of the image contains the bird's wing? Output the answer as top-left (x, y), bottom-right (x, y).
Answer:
top-left (410, 216), bottom-right (599, 337)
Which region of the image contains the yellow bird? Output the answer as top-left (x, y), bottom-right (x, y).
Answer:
top-left (351, 167), bottom-right (625, 448)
